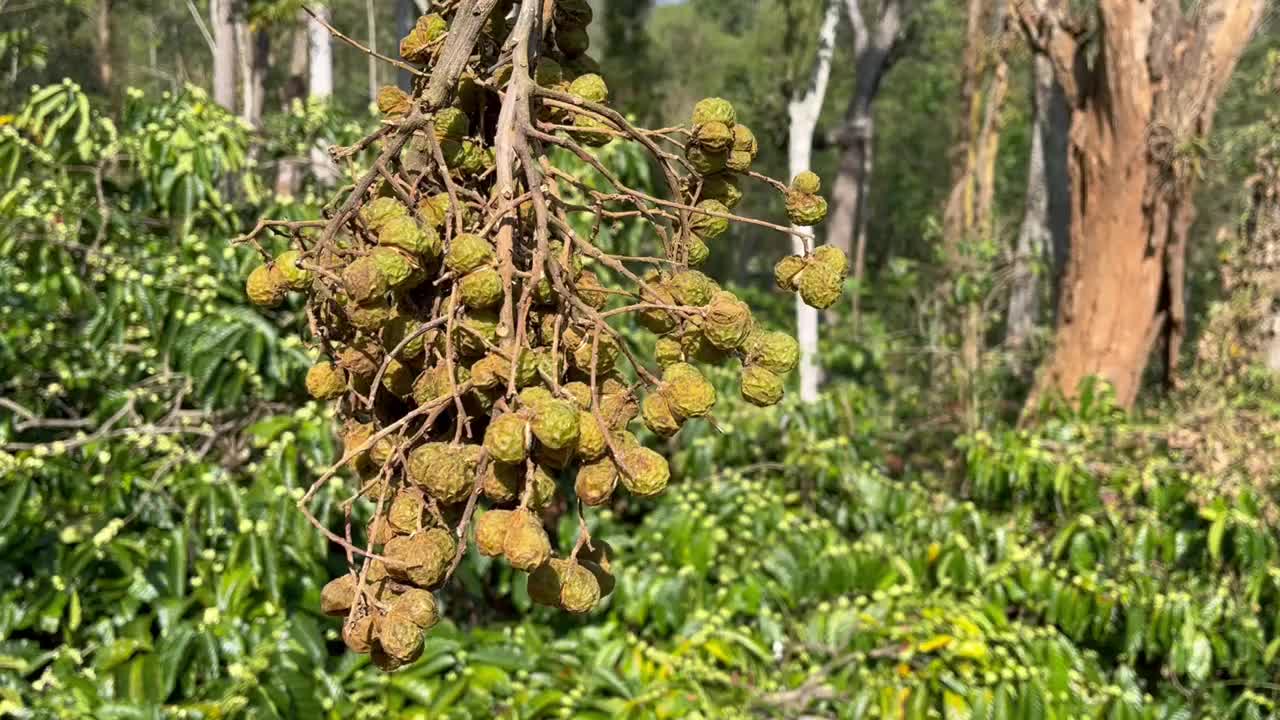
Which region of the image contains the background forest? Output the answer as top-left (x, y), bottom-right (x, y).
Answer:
top-left (3, 0), bottom-right (1280, 718)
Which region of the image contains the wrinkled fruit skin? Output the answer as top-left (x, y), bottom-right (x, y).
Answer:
top-left (460, 267), bottom-right (504, 309)
top-left (559, 561), bottom-right (601, 613)
top-left (321, 574), bottom-right (358, 616)
top-left (531, 400), bottom-right (580, 450)
top-left (663, 364), bottom-right (715, 415)
top-left (691, 200), bottom-right (730, 240)
top-left (484, 414), bottom-right (529, 464)
top-left (746, 331), bottom-right (800, 375)
top-left (476, 510), bottom-right (512, 557)
top-left (798, 263), bottom-right (843, 310)
top-left (306, 362), bottom-right (347, 400)
top-left (392, 588), bottom-right (440, 629)
top-left (378, 86), bottom-right (411, 116)
top-left (641, 393), bottom-right (682, 437)
top-left (741, 365), bottom-right (785, 407)
top-left (691, 97), bottom-right (736, 126)
top-left (568, 73), bottom-right (608, 103)
top-left (576, 459), bottom-right (619, 506)
top-left (786, 190), bottom-right (829, 227)
top-left (618, 446), bottom-right (670, 497)
top-left (702, 292), bottom-right (752, 350)
top-left (813, 244), bottom-right (849, 278)
top-left (445, 233), bottom-right (493, 275)
top-left (791, 170), bottom-right (821, 195)
top-left (246, 264), bottom-right (286, 307)
top-left (378, 611), bottom-right (425, 663)
top-left (503, 510), bottom-right (551, 572)
top-left (276, 250), bottom-right (311, 290)
top-left (774, 255), bottom-right (805, 292)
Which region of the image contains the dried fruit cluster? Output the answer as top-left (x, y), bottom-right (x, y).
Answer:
top-left (241, 0), bottom-right (844, 671)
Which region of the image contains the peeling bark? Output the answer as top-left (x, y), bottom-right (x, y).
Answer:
top-left (1020, 0), bottom-right (1267, 410)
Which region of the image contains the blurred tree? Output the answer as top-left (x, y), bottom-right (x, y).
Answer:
top-left (365, 0), bottom-right (378, 104)
top-left (786, 0), bottom-right (842, 401)
top-left (1005, 0), bottom-right (1069, 357)
top-left (94, 0), bottom-right (112, 93)
top-left (211, 0), bottom-right (237, 110)
top-left (275, 12), bottom-right (312, 196)
top-left (599, 0), bottom-right (658, 111)
top-left (1022, 0), bottom-right (1269, 410)
top-left (307, 5), bottom-right (338, 184)
top-left (941, 0), bottom-right (1011, 427)
top-left (825, 0), bottom-right (916, 326)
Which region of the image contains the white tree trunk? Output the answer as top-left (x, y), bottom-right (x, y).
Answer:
top-left (308, 8), bottom-right (334, 99)
top-left (367, 0), bottom-right (379, 105)
top-left (786, 1), bottom-right (840, 403)
top-left (308, 6), bottom-right (339, 185)
top-left (209, 0), bottom-right (236, 111)
top-left (235, 18), bottom-right (253, 123)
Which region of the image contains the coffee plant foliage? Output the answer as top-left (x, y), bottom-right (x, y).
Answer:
top-left (3, 33), bottom-right (1280, 720)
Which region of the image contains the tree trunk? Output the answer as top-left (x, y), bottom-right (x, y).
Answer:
top-left (95, 0), bottom-right (113, 93)
top-left (828, 0), bottom-right (910, 325)
top-left (786, 1), bottom-right (841, 402)
top-left (209, 0), bottom-right (237, 111)
top-left (1194, 120), bottom-right (1280, 379)
top-left (1005, 51), bottom-right (1069, 353)
top-left (309, 6), bottom-right (339, 185)
top-left (241, 28), bottom-right (270, 128)
top-left (275, 18), bottom-right (313, 198)
top-left (308, 7), bottom-right (335, 100)
top-left (367, 0), bottom-right (380, 104)
top-left (1022, 0), bottom-right (1267, 411)
top-left (233, 3), bottom-right (254, 124)
top-left (1247, 167), bottom-right (1280, 371)
top-left (940, 0), bottom-right (1009, 427)
top-left (942, 0), bottom-right (1008, 250)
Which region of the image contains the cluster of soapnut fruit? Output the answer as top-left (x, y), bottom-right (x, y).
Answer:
top-left (242, 0), bottom-right (845, 670)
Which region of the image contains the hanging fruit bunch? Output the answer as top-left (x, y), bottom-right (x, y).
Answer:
top-left (239, 0), bottom-right (843, 672)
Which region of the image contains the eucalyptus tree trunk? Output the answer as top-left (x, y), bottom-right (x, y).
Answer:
top-left (1020, 0), bottom-right (1268, 410)
top-left (786, 1), bottom-right (841, 402)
